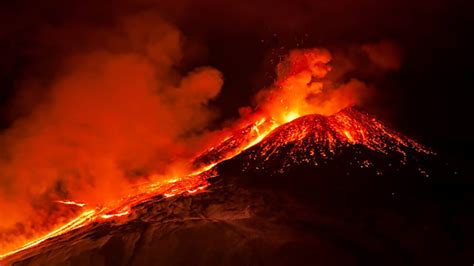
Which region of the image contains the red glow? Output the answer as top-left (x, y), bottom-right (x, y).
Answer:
top-left (0, 47), bottom-right (427, 261)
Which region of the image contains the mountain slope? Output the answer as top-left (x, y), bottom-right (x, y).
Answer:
top-left (3, 108), bottom-right (472, 266)
top-left (230, 108), bottom-right (431, 173)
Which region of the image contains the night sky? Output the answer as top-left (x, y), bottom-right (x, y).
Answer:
top-left (1, 0), bottom-right (473, 169)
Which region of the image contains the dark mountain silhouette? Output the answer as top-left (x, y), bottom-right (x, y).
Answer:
top-left (3, 108), bottom-right (472, 266)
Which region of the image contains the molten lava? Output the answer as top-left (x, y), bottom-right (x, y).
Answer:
top-left (241, 108), bottom-right (432, 174)
top-left (0, 171), bottom-right (211, 260)
top-left (0, 107), bottom-right (432, 261)
top-left (55, 200), bottom-right (87, 208)
top-left (0, 48), bottom-right (430, 261)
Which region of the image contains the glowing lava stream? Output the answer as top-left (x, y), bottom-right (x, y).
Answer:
top-left (0, 107), bottom-right (432, 261)
top-left (0, 210), bottom-right (97, 260)
top-left (0, 113), bottom-right (289, 261)
top-left (55, 200), bottom-right (87, 207)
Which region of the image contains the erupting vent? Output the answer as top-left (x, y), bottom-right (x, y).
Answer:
top-left (1, 106), bottom-right (433, 262)
top-left (195, 108), bottom-right (432, 174)
top-left (242, 108), bottom-right (432, 169)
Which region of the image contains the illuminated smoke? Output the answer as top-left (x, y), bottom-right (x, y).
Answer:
top-left (0, 13), bottom-right (222, 251)
top-left (250, 48), bottom-right (369, 124)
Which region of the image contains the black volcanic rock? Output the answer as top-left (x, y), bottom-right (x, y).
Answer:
top-left (3, 109), bottom-right (473, 266)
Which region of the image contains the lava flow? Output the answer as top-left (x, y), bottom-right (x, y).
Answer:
top-left (0, 47), bottom-right (430, 261)
top-left (0, 111), bottom-right (282, 260)
top-left (0, 171), bottom-right (212, 260)
top-left (0, 106), bottom-right (432, 261)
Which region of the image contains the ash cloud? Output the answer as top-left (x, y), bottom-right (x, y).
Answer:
top-left (0, 12), bottom-right (223, 249)
top-left (245, 44), bottom-right (401, 122)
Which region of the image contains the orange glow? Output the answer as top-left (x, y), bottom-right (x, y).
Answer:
top-left (283, 111), bottom-right (300, 123)
top-left (0, 210), bottom-right (96, 260)
top-left (0, 47), bottom-right (427, 261)
top-left (0, 15), bottom-right (225, 256)
top-left (0, 168), bottom-right (212, 260)
top-left (245, 109), bottom-right (431, 166)
top-left (343, 130), bottom-right (355, 143)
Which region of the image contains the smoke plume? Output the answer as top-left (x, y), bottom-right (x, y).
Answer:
top-left (0, 13), bottom-right (223, 250)
top-left (248, 48), bottom-right (373, 123)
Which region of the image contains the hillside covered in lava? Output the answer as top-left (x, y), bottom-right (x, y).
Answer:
top-left (3, 108), bottom-right (472, 266)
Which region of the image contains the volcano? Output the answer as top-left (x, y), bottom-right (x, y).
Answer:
top-left (1, 108), bottom-right (472, 265)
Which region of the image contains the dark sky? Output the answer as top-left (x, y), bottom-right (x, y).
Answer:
top-left (1, 0), bottom-right (473, 163)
